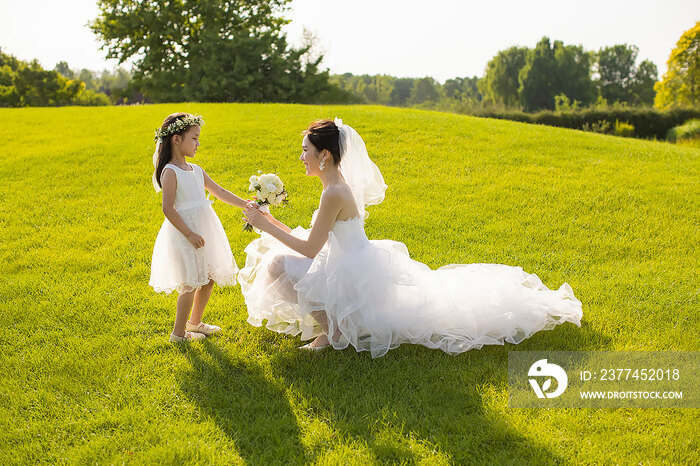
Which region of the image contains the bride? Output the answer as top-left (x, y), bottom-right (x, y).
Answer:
top-left (239, 119), bottom-right (582, 358)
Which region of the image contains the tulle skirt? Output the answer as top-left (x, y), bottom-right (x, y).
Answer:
top-left (150, 202), bottom-right (238, 294)
top-left (239, 222), bottom-right (582, 358)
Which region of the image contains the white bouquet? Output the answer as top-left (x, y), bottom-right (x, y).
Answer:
top-left (244, 172), bottom-right (288, 231)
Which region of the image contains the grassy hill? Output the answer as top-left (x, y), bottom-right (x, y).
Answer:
top-left (1, 103), bottom-right (698, 464)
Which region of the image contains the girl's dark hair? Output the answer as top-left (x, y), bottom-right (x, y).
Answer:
top-left (154, 112), bottom-right (192, 188)
top-left (303, 120), bottom-right (341, 165)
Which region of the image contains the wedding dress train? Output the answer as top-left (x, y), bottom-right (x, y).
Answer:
top-left (238, 213), bottom-right (582, 358)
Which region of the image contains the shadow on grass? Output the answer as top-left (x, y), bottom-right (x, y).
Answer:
top-left (272, 321), bottom-right (607, 464)
top-left (176, 341), bottom-right (307, 465)
top-left (178, 321), bottom-right (606, 464)
top-left (271, 349), bottom-right (547, 464)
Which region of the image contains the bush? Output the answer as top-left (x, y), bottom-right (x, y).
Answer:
top-left (554, 93), bottom-right (580, 112)
top-left (667, 119), bottom-right (700, 142)
top-left (613, 120), bottom-right (635, 137)
top-left (74, 89), bottom-right (110, 106)
top-left (471, 107), bottom-right (700, 139)
top-left (1, 49), bottom-right (112, 107)
top-left (582, 120), bottom-right (612, 134)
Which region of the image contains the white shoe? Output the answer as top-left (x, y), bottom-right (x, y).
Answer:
top-left (298, 342), bottom-right (330, 351)
top-left (186, 321), bottom-right (222, 335)
top-left (169, 331), bottom-right (206, 343)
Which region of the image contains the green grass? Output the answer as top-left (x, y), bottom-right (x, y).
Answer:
top-left (1, 103), bottom-right (698, 465)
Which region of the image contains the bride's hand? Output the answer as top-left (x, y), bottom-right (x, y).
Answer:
top-left (258, 206), bottom-right (276, 221)
top-left (243, 205), bottom-right (270, 231)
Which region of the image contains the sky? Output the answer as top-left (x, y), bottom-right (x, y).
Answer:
top-left (1, 0), bottom-right (698, 82)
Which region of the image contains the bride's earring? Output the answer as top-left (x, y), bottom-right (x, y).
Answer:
top-left (319, 158), bottom-right (326, 171)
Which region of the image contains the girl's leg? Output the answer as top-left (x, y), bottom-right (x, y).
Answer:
top-left (189, 279), bottom-right (214, 326)
top-left (173, 290), bottom-right (196, 337)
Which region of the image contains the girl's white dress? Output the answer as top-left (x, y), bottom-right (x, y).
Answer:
top-left (149, 163), bottom-right (238, 294)
top-left (238, 211), bottom-right (583, 358)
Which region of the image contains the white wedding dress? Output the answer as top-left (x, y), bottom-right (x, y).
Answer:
top-left (238, 119), bottom-right (583, 358)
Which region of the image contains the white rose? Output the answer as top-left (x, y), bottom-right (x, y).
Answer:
top-left (259, 188), bottom-right (270, 200)
top-left (249, 175), bottom-right (258, 183)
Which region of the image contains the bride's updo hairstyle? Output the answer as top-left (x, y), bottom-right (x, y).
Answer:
top-left (303, 120), bottom-right (341, 165)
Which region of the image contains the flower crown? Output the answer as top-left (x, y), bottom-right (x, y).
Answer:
top-left (154, 114), bottom-right (205, 142)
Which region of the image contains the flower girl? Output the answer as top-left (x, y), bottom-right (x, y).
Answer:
top-left (149, 113), bottom-right (251, 343)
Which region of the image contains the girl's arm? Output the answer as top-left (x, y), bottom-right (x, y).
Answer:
top-left (202, 169), bottom-right (248, 209)
top-left (244, 189), bottom-right (343, 258)
top-left (161, 168), bottom-right (205, 248)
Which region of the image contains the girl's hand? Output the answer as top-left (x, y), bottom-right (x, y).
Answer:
top-left (187, 232), bottom-right (205, 249)
top-left (243, 205), bottom-right (270, 231)
top-left (245, 200), bottom-right (258, 210)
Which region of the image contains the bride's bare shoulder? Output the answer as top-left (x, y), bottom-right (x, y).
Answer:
top-left (320, 182), bottom-right (359, 220)
top-left (321, 182), bottom-right (354, 201)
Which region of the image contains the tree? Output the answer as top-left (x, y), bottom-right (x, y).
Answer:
top-left (553, 43), bottom-right (596, 107)
top-left (518, 38), bottom-right (559, 111)
top-left (630, 59), bottom-right (658, 106)
top-left (54, 61), bottom-right (75, 79)
top-left (478, 46), bottom-right (528, 107)
top-left (0, 49), bottom-right (83, 107)
top-left (410, 77), bottom-right (439, 105)
top-left (373, 75), bottom-right (395, 105)
top-left (519, 37), bottom-right (595, 111)
top-left (0, 51), bottom-right (18, 106)
top-left (655, 21), bottom-right (700, 109)
top-left (89, 0), bottom-right (331, 103)
top-left (443, 78), bottom-right (462, 101)
top-left (56, 62), bottom-right (139, 104)
top-left (78, 69), bottom-right (96, 91)
top-left (462, 77), bottom-right (482, 105)
top-left (391, 78), bottom-right (414, 106)
top-left (596, 44), bottom-right (637, 103)
top-left (596, 44), bottom-right (657, 105)
top-left (0, 49), bottom-right (110, 107)
top-left (444, 76), bottom-right (481, 105)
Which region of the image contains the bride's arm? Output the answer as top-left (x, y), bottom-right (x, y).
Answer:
top-left (261, 212), bottom-right (292, 233)
top-left (244, 190), bottom-right (342, 259)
